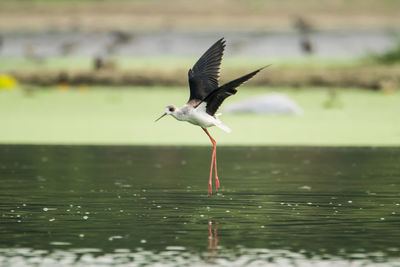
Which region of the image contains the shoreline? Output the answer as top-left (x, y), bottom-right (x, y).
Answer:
top-left (1, 0), bottom-right (400, 32)
top-left (6, 65), bottom-right (400, 90)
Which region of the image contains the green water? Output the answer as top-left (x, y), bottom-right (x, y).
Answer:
top-left (1, 145), bottom-right (400, 266)
top-left (1, 88), bottom-right (400, 146)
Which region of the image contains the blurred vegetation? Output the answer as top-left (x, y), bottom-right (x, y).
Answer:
top-left (0, 56), bottom-right (360, 73)
top-left (370, 41), bottom-right (400, 64)
top-left (1, 1), bottom-right (399, 89)
top-left (1, 0), bottom-right (400, 32)
top-left (1, 56), bottom-right (399, 89)
top-left (0, 74), bottom-right (18, 90)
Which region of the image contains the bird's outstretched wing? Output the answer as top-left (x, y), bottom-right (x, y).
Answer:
top-left (199, 67), bottom-right (265, 116)
top-left (187, 38), bottom-right (226, 105)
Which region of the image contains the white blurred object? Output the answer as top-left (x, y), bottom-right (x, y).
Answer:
top-left (223, 93), bottom-right (303, 115)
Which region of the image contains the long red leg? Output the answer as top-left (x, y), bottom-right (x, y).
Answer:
top-left (202, 128), bottom-right (219, 194)
top-left (214, 150), bottom-right (220, 191)
top-left (208, 146), bottom-right (215, 195)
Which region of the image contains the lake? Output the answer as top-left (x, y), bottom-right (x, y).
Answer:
top-left (1, 30), bottom-right (396, 59)
top-left (1, 145), bottom-right (399, 266)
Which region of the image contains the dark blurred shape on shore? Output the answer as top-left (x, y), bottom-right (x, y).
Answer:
top-left (293, 16), bottom-right (314, 55)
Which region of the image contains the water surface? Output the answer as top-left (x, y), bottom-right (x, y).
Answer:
top-left (1, 30), bottom-right (396, 59)
top-left (1, 145), bottom-right (400, 266)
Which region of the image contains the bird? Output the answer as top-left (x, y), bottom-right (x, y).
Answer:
top-left (293, 16), bottom-right (315, 55)
top-left (155, 38), bottom-right (265, 195)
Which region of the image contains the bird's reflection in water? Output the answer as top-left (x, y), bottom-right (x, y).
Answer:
top-left (205, 219), bottom-right (219, 262)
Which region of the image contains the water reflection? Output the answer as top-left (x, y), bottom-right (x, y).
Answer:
top-left (0, 145), bottom-right (400, 266)
top-left (205, 220), bottom-right (219, 263)
top-left (208, 220), bottom-right (219, 253)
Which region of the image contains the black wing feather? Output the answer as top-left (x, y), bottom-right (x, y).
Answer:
top-left (188, 38), bottom-right (226, 104)
top-left (201, 67), bottom-right (264, 116)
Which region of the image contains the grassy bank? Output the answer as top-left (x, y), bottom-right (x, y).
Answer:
top-left (1, 86), bottom-right (399, 146)
top-left (0, 56), bottom-right (361, 73)
top-left (2, 56), bottom-right (400, 89)
top-left (1, 0), bottom-right (399, 32)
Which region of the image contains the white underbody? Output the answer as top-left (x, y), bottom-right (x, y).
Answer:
top-left (171, 103), bottom-right (231, 133)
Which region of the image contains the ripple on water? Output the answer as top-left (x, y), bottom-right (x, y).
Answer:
top-left (1, 146), bottom-right (400, 266)
top-left (0, 248), bottom-right (399, 267)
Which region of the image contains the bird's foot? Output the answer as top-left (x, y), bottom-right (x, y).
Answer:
top-left (208, 183), bottom-right (212, 196)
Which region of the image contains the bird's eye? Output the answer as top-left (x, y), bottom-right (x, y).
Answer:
top-left (169, 107), bottom-right (175, 112)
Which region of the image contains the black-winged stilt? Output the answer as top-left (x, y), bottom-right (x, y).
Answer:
top-left (156, 38), bottom-right (265, 195)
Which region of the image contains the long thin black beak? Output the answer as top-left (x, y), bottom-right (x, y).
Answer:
top-left (155, 112), bottom-right (167, 122)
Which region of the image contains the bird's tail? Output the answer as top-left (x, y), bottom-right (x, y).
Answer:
top-left (215, 122), bottom-right (231, 133)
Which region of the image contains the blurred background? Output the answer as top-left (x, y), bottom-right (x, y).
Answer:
top-left (1, 0), bottom-right (399, 145)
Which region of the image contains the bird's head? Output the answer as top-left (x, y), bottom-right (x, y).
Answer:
top-left (155, 104), bottom-right (177, 122)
